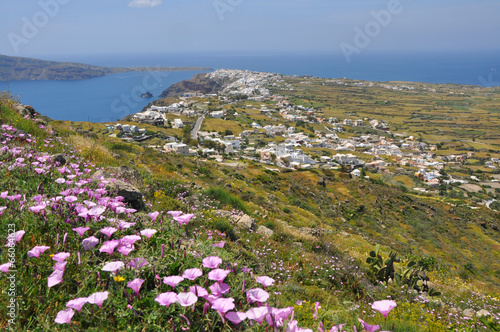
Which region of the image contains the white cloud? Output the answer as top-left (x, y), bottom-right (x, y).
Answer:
top-left (128, 0), bottom-right (162, 8)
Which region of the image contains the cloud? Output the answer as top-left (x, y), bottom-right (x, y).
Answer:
top-left (128, 0), bottom-right (162, 8)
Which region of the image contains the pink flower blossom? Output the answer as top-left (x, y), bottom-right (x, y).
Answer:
top-left (256, 276), bottom-right (275, 288)
top-left (207, 269), bottom-right (230, 283)
top-left (102, 261), bottom-right (124, 273)
top-left (27, 246), bottom-right (50, 258)
top-left (48, 269), bottom-right (64, 288)
top-left (100, 227), bottom-right (117, 238)
top-left (212, 297), bottom-right (235, 314)
top-left (147, 211), bottom-right (160, 221)
top-left (117, 243), bottom-right (135, 256)
top-left (127, 278), bottom-right (145, 296)
top-left (29, 204), bottom-right (47, 213)
top-left (372, 300), bottom-right (397, 318)
top-left (87, 291), bottom-right (109, 308)
top-left (202, 256), bottom-right (223, 269)
top-left (140, 229), bottom-right (157, 239)
top-left (128, 257), bottom-right (149, 269)
top-left (52, 252), bottom-right (70, 262)
top-left (246, 288), bottom-right (270, 304)
top-left (53, 261), bottom-right (68, 271)
top-left (182, 268), bottom-right (203, 281)
top-left (82, 236), bottom-right (99, 250)
top-left (189, 285), bottom-right (208, 297)
top-left (55, 308), bottom-right (74, 324)
top-left (64, 196), bottom-right (78, 203)
top-left (246, 307), bottom-right (270, 325)
top-left (66, 297), bottom-right (88, 312)
top-left (155, 292), bottom-right (178, 307)
top-left (0, 262), bottom-right (11, 273)
top-left (72, 227), bottom-right (90, 237)
top-left (99, 240), bottom-right (120, 255)
top-left (173, 213), bottom-right (195, 225)
top-left (120, 235), bottom-right (141, 246)
top-left (167, 210), bottom-right (183, 218)
top-left (209, 282), bottom-right (230, 296)
top-left (212, 241), bottom-right (225, 248)
top-left (176, 292), bottom-right (198, 307)
top-left (358, 318), bottom-right (380, 332)
top-left (226, 311), bottom-right (247, 325)
top-left (163, 275), bottom-right (184, 288)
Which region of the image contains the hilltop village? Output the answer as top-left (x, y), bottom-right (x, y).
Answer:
top-left (104, 69), bottom-right (499, 209)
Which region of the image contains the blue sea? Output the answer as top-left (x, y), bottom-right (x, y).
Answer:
top-left (0, 52), bottom-right (499, 122)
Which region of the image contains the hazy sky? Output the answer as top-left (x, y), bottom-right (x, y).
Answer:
top-left (1, 0), bottom-right (499, 58)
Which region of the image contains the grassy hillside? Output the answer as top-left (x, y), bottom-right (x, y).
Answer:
top-left (0, 92), bottom-right (499, 331)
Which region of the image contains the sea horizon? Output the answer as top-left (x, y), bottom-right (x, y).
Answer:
top-left (1, 51), bottom-right (499, 122)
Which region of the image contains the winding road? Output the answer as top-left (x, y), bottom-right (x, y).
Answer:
top-left (191, 114), bottom-right (205, 140)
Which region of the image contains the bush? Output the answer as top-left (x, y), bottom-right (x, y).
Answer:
top-left (204, 187), bottom-right (247, 214)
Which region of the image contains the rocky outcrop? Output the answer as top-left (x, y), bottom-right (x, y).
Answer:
top-left (231, 214), bottom-right (255, 231)
top-left (257, 225), bottom-right (274, 238)
top-left (140, 92), bottom-right (153, 98)
top-left (159, 73), bottom-right (225, 98)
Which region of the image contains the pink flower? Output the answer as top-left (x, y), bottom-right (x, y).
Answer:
top-left (99, 240), bottom-right (120, 255)
top-left (48, 269), bottom-right (64, 288)
top-left (163, 275), bottom-right (184, 288)
top-left (212, 241), bottom-right (225, 248)
top-left (0, 262), bottom-right (12, 273)
top-left (155, 292), bottom-right (178, 307)
top-left (182, 268), bottom-right (203, 281)
top-left (209, 282), bottom-right (230, 296)
top-left (189, 285), bottom-right (208, 297)
top-left (167, 210), bottom-right (183, 218)
top-left (372, 300), bottom-right (397, 318)
top-left (117, 243), bottom-right (135, 256)
top-left (82, 236), bottom-right (99, 250)
top-left (202, 256), bottom-right (223, 269)
top-left (246, 288), bottom-right (270, 303)
top-left (53, 261), bottom-right (68, 271)
top-left (212, 297), bottom-right (235, 314)
top-left (27, 246), bottom-right (50, 258)
top-left (176, 292), bottom-right (198, 307)
top-left (64, 196), bottom-right (78, 203)
top-left (66, 297), bottom-right (88, 312)
top-left (102, 261), bottom-right (124, 273)
top-left (55, 308), bottom-right (75, 324)
top-left (226, 311), bottom-right (247, 325)
top-left (147, 211), bottom-right (160, 221)
top-left (246, 307), bottom-right (270, 325)
top-left (128, 257), bottom-right (149, 269)
top-left (140, 229), bottom-right (157, 239)
top-left (100, 227), bottom-right (117, 238)
top-left (12, 230), bottom-right (25, 243)
top-left (87, 291), bottom-right (109, 308)
top-left (358, 318), bottom-right (380, 332)
top-left (256, 276), bottom-right (275, 288)
top-left (52, 252), bottom-right (70, 262)
top-left (72, 227), bottom-right (90, 237)
top-left (173, 213), bottom-right (195, 225)
top-left (88, 206), bottom-right (106, 218)
top-left (29, 204), bottom-right (47, 213)
top-left (120, 235), bottom-right (141, 246)
top-left (127, 278), bottom-right (145, 295)
top-left (207, 269), bottom-right (230, 283)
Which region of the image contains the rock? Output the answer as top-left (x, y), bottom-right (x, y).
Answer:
top-left (340, 231), bottom-right (350, 237)
top-left (292, 242), bottom-right (303, 250)
top-left (257, 225), bottom-right (274, 237)
top-left (462, 308), bottom-right (476, 317)
top-left (233, 214), bottom-right (255, 231)
top-left (449, 307), bottom-right (460, 314)
top-left (52, 154), bottom-right (69, 166)
top-left (298, 227), bottom-right (334, 237)
top-left (140, 92), bottom-right (153, 98)
top-left (112, 180), bottom-right (145, 211)
top-left (213, 210), bottom-right (232, 218)
top-left (476, 309), bottom-right (491, 318)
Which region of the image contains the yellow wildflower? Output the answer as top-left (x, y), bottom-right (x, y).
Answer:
top-left (113, 276), bottom-right (125, 282)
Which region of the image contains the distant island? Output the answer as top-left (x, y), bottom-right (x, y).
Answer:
top-left (0, 54), bottom-right (212, 81)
